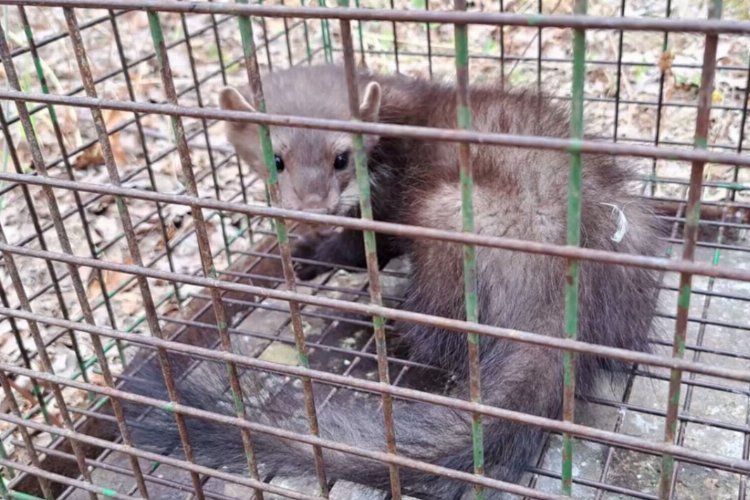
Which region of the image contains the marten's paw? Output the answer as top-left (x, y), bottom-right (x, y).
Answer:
top-left (292, 235), bottom-right (333, 280)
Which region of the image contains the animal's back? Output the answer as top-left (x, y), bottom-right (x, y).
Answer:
top-left (396, 84), bottom-right (661, 387)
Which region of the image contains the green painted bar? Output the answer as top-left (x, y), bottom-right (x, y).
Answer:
top-left (657, 2), bottom-right (722, 496)
top-left (6, 488), bottom-right (44, 500)
top-left (0, 441), bottom-right (12, 482)
top-left (562, 0), bottom-right (587, 495)
top-left (236, 3), bottom-right (305, 359)
top-left (300, 0), bottom-right (314, 62)
top-left (3, 487), bottom-right (44, 500)
top-left (0, 476), bottom-right (10, 500)
top-left (336, 2), bottom-right (402, 494)
top-left (234, 4), bottom-right (330, 495)
top-left (452, 5), bottom-right (484, 498)
top-left (318, 0), bottom-right (334, 62)
top-left (19, 17), bottom-right (110, 381)
top-left (354, 0), bottom-right (366, 63)
top-left (148, 13), bottom-right (266, 497)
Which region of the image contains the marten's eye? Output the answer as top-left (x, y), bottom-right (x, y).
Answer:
top-left (333, 151), bottom-right (349, 171)
top-left (274, 154), bottom-right (285, 172)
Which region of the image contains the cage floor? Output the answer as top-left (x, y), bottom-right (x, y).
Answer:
top-left (6, 220), bottom-right (748, 500)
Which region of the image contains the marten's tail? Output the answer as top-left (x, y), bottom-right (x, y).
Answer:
top-left (122, 346), bottom-right (559, 500)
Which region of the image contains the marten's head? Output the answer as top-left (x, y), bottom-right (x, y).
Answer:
top-left (218, 66), bottom-right (381, 215)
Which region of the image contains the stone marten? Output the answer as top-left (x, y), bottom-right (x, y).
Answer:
top-left (125, 65), bottom-right (663, 499)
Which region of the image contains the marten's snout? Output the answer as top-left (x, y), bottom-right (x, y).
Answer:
top-left (300, 193), bottom-right (328, 213)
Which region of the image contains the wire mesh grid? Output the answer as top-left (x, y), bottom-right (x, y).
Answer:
top-left (0, 0), bottom-right (748, 499)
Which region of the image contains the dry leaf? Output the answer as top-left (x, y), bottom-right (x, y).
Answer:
top-left (86, 255), bottom-right (135, 300)
top-left (73, 110), bottom-right (126, 169)
top-left (117, 291), bottom-right (143, 316)
top-left (74, 143), bottom-right (104, 169)
top-left (102, 109), bottom-right (128, 165)
top-left (88, 373), bottom-right (107, 387)
top-left (9, 377), bottom-right (38, 407)
top-left (658, 50), bottom-right (674, 73)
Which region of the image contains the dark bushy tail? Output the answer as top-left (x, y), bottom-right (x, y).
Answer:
top-left (122, 348), bottom-right (557, 500)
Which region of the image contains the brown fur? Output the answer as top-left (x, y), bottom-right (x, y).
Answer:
top-left (126, 65), bottom-right (663, 499)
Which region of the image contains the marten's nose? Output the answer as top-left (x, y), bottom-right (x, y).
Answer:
top-left (302, 194), bottom-right (327, 213)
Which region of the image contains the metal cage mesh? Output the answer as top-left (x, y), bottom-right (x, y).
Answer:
top-left (0, 0), bottom-right (749, 499)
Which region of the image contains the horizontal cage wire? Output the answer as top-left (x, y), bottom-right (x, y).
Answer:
top-left (0, 0), bottom-right (748, 499)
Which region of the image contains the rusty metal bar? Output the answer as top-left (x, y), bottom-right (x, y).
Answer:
top-left (2, 345), bottom-right (750, 479)
top-left (146, 10), bottom-right (263, 498)
top-left (338, 6), bottom-right (402, 497)
top-left (1, 244), bottom-right (749, 385)
top-left (51, 8), bottom-right (244, 497)
top-left (233, 4), bottom-right (329, 495)
top-left (105, 6), bottom-right (183, 304)
top-left (0, 458), bottom-right (132, 500)
top-left (16, 4), bottom-right (117, 375)
top-left (0, 407), bottom-right (557, 500)
top-left (0, 17), bottom-right (125, 499)
top-left (0, 219), bottom-right (97, 500)
top-left (3, 89), bottom-right (749, 167)
top-left (8, 441), bottom-right (239, 500)
top-left (331, 47), bottom-right (750, 74)
top-left (561, 0), bottom-right (586, 493)
top-left (0, 371), bottom-right (53, 499)
top-left (658, 1), bottom-right (722, 497)
top-left (0, 440), bottom-right (317, 500)
top-left (1, 0), bottom-right (749, 34)
top-left (5, 170), bottom-right (750, 283)
top-left (451, 1), bottom-right (485, 496)
top-left (0, 107), bottom-right (74, 424)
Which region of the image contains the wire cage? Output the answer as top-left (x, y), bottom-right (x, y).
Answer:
top-left (0, 0), bottom-right (749, 499)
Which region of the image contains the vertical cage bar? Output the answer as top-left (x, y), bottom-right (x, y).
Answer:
top-left (536, 0), bottom-right (542, 90)
top-left (299, 0), bottom-right (314, 63)
top-left (207, 2), bottom-right (256, 243)
top-left (0, 220), bottom-right (95, 500)
top-left (732, 58), bottom-right (750, 202)
top-left (498, 0), bottom-right (505, 89)
top-left (258, 0), bottom-right (274, 70)
top-left (657, 1), bottom-right (722, 498)
top-left (317, 0), bottom-right (334, 63)
top-left (668, 211), bottom-right (726, 495)
top-left (68, 8), bottom-right (205, 495)
top-left (650, 0), bottom-right (673, 197)
top-left (233, 4), bottom-right (330, 496)
top-left (146, 10), bottom-right (265, 499)
top-left (68, 5), bottom-right (211, 495)
top-left (0, 469), bottom-right (10, 500)
top-left (561, 0), bottom-right (587, 494)
top-left (453, 1), bottom-right (484, 497)
top-left (209, 1), bottom-right (230, 84)
top-left (424, 0), bottom-right (433, 77)
top-left (107, 8), bottom-right (184, 305)
top-left (337, 3), bottom-right (402, 497)
top-left (0, 109), bottom-right (58, 425)
top-left (18, 4), bottom-right (123, 373)
top-left (611, 0), bottom-right (626, 142)
top-left (279, 0), bottom-right (295, 66)
top-left (389, 0), bottom-right (400, 73)
top-left (0, 371), bottom-right (53, 499)
top-left (0, 427), bottom-right (12, 481)
top-left (0, 20), bottom-right (131, 499)
top-left (179, 12), bottom-right (234, 264)
top-left (354, 0), bottom-right (366, 67)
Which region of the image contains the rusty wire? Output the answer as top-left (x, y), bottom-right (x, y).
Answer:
top-left (0, 1), bottom-right (749, 499)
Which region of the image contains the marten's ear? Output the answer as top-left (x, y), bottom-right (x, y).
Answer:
top-left (359, 81), bottom-right (381, 122)
top-left (218, 86), bottom-right (256, 113)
